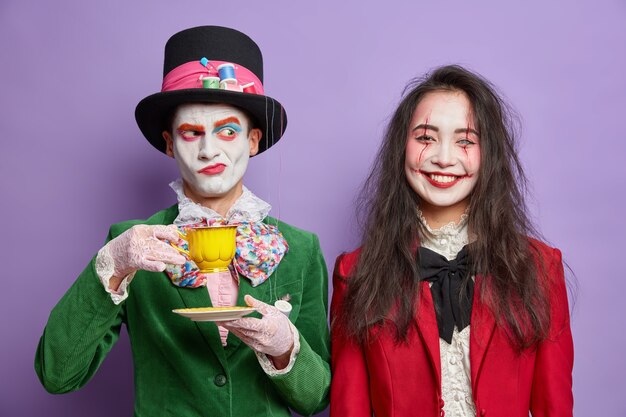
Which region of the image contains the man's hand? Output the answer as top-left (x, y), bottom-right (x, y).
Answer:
top-left (222, 295), bottom-right (295, 369)
top-left (106, 224), bottom-right (186, 287)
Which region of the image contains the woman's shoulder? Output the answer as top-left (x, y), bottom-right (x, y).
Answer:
top-left (525, 237), bottom-right (566, 292)
top-left (334, 247), bottom-right (362, 281)
top-left (527, 237), bottom-right (563, 265)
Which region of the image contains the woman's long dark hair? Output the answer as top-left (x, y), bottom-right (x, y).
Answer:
top-left (337, 65), bottom-right (550, 351)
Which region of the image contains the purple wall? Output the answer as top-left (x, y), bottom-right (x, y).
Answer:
top-left (1, 0), bottom-right (625, 416)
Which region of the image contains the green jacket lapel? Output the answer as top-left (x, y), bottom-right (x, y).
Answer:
top-left (159, 205), bottom-right (230, 368)
top-left (175, 280), bottom-right (230, 370)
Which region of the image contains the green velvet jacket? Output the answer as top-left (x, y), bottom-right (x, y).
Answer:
top-left (35, 205), bottom-right (331, 417)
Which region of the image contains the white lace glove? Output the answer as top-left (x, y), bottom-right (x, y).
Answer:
top-left (105, 224), bottom-right (186, 277)
top-left (222, 295), bottom-right (295, 358)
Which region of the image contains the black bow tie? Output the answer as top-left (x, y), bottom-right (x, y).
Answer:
top-left (418, 245), bottom-right (474, 344)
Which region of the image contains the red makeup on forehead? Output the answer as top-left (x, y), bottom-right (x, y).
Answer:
top-left (177, 123), bottom-right (204, 132)
top-left (214, 117), bottom-right (241, 127)
top-left (462, 111), bottom-right (480, 137)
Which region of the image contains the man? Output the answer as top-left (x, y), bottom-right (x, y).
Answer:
top-left (35, 26), bottom-right (330, 417)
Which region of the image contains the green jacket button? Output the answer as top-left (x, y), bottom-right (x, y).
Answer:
top-left (214, 374), bottom-right (227, 387)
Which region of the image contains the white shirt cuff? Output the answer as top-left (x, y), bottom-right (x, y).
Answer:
top-left (255, 321), bottom-right (300, 376)
top-left (95, 245), bottom-right (136, 305)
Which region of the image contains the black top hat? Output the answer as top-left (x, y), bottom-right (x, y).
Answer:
top-left (135, 26), bottom-right (287, 155)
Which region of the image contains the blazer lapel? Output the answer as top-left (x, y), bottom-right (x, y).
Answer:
top-left (157, 205), bottom-right (228, 368)
top-left (416, 282), bottom-right (442, 387)
top-left (175, 284), bottom-right (229, 369)
top-left (470, 275), bottom-right (496, 391)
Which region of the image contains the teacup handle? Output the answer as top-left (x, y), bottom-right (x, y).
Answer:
top-left (170, 230), bottom-right (190, 256)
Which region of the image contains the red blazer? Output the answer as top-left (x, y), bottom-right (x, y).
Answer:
top-left (330, 241), bottom-right (573, 417)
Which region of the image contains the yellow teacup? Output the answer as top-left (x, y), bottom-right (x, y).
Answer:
top-left (171, 225), bottom-right (237, 273)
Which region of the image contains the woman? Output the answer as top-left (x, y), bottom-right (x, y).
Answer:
top-left (330, 65), bottom-right (573, 417)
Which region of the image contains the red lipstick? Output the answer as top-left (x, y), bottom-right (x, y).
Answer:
top-left (420, 171), bottom-right (464, 189)
top-left (198, 164), bottom-right (226, 175)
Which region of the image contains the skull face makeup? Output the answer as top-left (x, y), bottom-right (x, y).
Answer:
top-left (163, 103), bottom-right (261, 204)
top-left (404, 91), bottom-right (481, 216)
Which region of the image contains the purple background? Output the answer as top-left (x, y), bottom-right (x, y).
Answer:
top-left (1, 0), bottom-right (625, 416)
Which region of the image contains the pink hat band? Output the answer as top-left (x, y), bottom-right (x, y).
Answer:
top-left (161, 59), bottom-right (265, 95)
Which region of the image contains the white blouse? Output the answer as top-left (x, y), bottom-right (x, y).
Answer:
top-left (418, 212), bottom-right (477, 417)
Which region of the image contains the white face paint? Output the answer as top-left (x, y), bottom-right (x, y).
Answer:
top-left (167, 103), bottom-right (256, 198)
top-left (404, 91), bottom-right (481, 213)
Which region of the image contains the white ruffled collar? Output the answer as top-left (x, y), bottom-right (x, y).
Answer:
top-left (170, 179), bottom-right (271, 226)
top-left (417, 208), bottom-right (470, 261)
